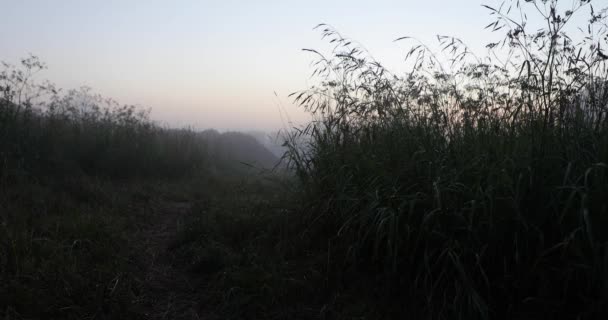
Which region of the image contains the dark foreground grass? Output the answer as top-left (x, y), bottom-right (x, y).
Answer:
top-left (2, 178), bottom-right (140, 319)
top-left (278, 0), bottom-right (608, 319)
top-left (1, 175), bottom-right (226, 320)
top-left (170, 174), bottom-right (413, 319)
top-left (5, 0), bottom-right (608, 319)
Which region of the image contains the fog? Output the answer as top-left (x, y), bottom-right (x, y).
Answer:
top-left (0, 0), bottom-right (513, 131)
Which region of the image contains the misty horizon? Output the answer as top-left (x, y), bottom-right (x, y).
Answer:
top-left (1, 0), bottom-right (523, 131)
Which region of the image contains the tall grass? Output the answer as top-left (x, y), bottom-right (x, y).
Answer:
top-left (287, 0), bottom-right (608, 318)
top-left (0, 56), bottom-right (208, 183)
top-left (0, 57), bottom-right (211, 319)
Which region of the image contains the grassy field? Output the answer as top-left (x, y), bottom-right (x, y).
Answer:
top-left (3, 0), bottom-right (608, 319)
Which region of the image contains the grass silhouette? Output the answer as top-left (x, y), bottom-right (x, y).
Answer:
top-left (3, 0), bottom-right (608, 319)
top-left (281, 0), bottom-right (608, 318)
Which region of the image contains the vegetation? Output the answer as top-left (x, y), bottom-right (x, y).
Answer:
top-left (0, 57), bottom-right (210, 182)
top-left (283, 0), bottom-right (608, 318)
top-left (3, 0), bottom-right (608, 319)
top-left (0, 57), bottom-right (278, 319)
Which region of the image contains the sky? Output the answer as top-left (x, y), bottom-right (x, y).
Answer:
top-left (0, 0), bottom-right (561, 131)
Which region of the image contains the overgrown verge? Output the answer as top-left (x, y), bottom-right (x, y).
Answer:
top-left (0, 58), bottom-right (213, 319)
top-left (0, 57), bottom-right (209, 182)
top-left (282, 0), bottom-right (608, 318)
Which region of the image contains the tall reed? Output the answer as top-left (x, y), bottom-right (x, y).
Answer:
top-left (287, 1), bottom-right (608, 318)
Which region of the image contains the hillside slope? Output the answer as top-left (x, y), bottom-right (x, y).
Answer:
top-left (200, 130), bottom-right (279, 174)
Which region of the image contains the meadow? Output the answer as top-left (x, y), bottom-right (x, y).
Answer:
top-left (2, 0), bottom-right (608, 319)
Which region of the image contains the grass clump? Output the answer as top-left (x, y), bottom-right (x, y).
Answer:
top-left (285, 0), bottom-right (608, 318)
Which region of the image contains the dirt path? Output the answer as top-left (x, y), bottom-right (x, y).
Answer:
top-left (131, 200), bottom-right (214, 320)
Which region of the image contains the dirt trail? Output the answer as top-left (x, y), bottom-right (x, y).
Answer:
top-left (131, 200), bottom-right (214, 320)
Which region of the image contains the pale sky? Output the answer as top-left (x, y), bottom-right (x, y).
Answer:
top-left (0, 0), bottom-right (544, 131)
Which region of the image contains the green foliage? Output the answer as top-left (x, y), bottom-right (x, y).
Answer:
top-left (287, 1), bottom-right (608, 318)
